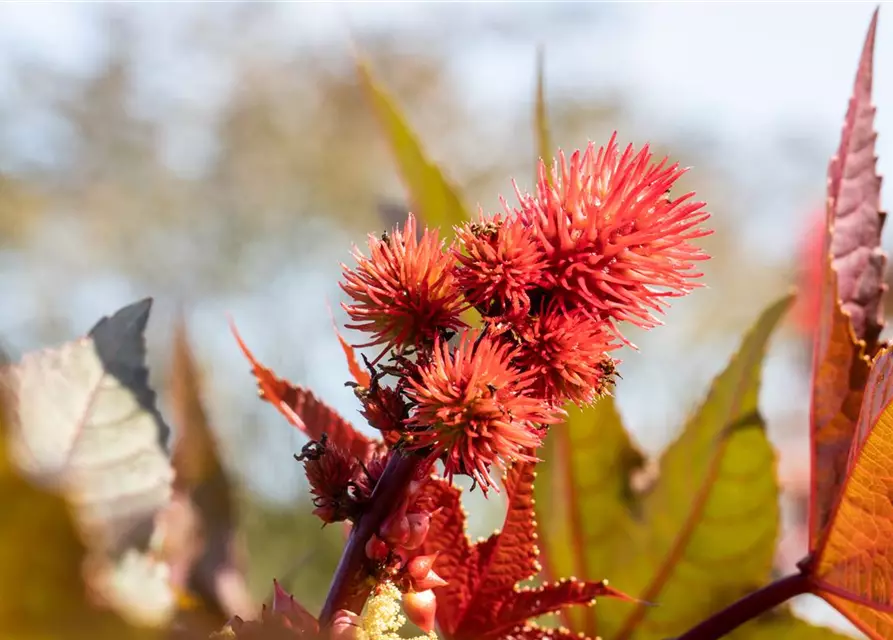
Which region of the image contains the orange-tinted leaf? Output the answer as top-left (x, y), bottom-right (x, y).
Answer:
top-left (168, 317), bottom-right (255, 622)
top-left (418, 465), bottom-right (631, 640)
top-left (810, 8), bottom-right (886, 547)
top-left (230, 320), bottom-right (377, 461)
top-left (819, 591), bottom-right (893, 640)
top-left (812, 346), bottom-right (893, 639)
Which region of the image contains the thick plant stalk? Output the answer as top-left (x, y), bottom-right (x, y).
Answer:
top-left (674, 572), bottom-right (811, 640)
top-left (318, 450), bottom-right (426, 626)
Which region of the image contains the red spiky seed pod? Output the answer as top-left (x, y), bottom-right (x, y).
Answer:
top-left (404, 330), bottom-right (563, 491)
top-left (510, 306), bottom-right (620, 406)
top-left (516, 134), bottom-right (711, 343)
top-left (454, 212), bottom-right (547, 322)
top-left (341, 212), bottom-right (467, 356)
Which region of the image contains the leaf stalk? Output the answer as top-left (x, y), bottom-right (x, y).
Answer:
top-left (673, 572), bottom-right (811, 640)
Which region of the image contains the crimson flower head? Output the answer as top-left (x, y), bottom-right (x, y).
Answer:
top-left (403, 330), bottom-right (564, 491)
top-left (454, 211), bottom-right (547, 322)
top-left (512, 305), bottom-right (619, 406)
top-left (341, 212), bottom-right (466, 355)
top-left (517, 133), bottom-right (711, 342)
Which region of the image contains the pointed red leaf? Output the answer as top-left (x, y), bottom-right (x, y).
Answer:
top-left (471, 460), bottom-right (540, 595)
top-left (417, 476), bottom-right (478, 635)
top-left (230, 320), bottom-right (377, 461)
top-left (417, 466), bottom-right (632, 640)
top-left (464, 579), bottom-right (632, 640)
top-left (809, 8), bottom-right (887, 547)
top-left (327, 302), bottom-right (372, 389)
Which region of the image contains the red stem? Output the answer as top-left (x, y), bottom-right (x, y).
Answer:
top-left (674, 572), bottom-right (811, 640)
top-left (318, 450), bottom-right (424, 627)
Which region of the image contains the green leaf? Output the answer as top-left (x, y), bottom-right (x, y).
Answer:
top-left (356, 58), bottom-right (471, 238)
top-left (534, 47), bottom-right (553, 187)
top-left (536, 294), bottom-right (794, 640)
top-left (610, 294), bottom-right (793, 640)
top-left (535, 396), bottom-right (645, 635)
top-left (730, 608), bottom-right (856, 640)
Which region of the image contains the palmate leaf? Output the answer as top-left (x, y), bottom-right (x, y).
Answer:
top-left (356, 57), bottom-right (471, 239)
top-left (167, 318), bottom-right (255, 627)
top-left (0, 299), bottom-right (175, 635)
top-left (536, 294), bottom-right (847, 640)
top-left (417, 463), bottom-right (632, 640)
top-left (809, 8), bottom-right (886, 548)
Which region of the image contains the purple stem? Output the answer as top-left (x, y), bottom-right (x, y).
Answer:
top-left (318, 451), bottom-right (424, 626)
top-left (674, 572), bottom-right (811, 640)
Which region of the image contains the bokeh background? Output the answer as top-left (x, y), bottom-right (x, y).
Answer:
top-left (0, 3), bottom-right (889, 636)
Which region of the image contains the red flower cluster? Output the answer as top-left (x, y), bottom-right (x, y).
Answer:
top-left (341, 135), bottom-right (711, 491)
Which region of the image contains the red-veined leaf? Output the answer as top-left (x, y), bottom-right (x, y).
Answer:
top-left (812, 346), bottom-right (893, 639)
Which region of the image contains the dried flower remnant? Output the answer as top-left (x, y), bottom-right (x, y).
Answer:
top-left (340, 212), bottom-right (466, 356)
top-left (517, 133), bottom-right (711, 343)
top-left (403, 331), bottom-right (564, 491)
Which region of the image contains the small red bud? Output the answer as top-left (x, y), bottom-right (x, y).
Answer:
top-left (365, 534), bottom-right (389, 561)
top-left (330, 610), bottom-right (360, 640)
top-left (380, 512), bottom-right (411, 546)
top-left (403, 512), bottom-right (431, 550)
top-left (403, 589), bottom-right (437, 632)
top-left (406, 554), bottom-right (447, 591)
top-left (406, 553), bottom-right (437, 580)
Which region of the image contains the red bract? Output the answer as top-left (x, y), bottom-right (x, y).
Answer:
top-left (511, 306), bottom-right (619, 406)
top-left (340, 212), bottom-right (467, 356)
top-left (454, 212), bottom-right (547, 322)
top-left (516, 133), bottom-right (711, 342)
top-left (403, 331), bottom-right (563, 491)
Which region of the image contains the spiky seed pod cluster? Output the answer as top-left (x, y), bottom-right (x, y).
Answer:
top-left (340, 134), bottom-right (711, 492)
